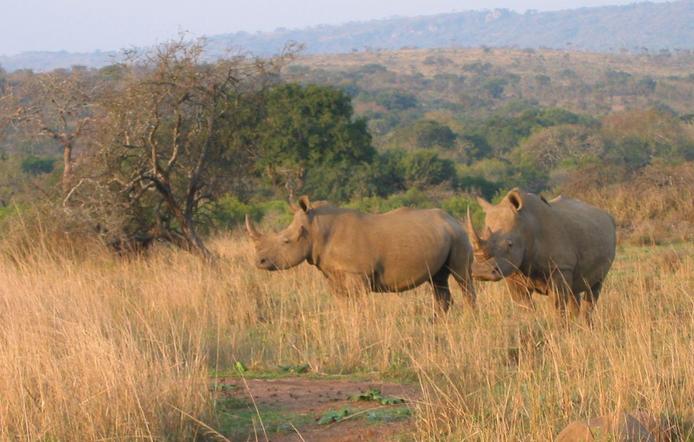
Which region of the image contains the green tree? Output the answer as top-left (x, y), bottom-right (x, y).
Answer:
top-left (256, 83), bottom-right (376, 201)
top-left (412, 120), bottom-right (456, 149)
top-left (398, 149), bottom-right (456, 188)
top-left (374, 90), bottom-right (418, 111)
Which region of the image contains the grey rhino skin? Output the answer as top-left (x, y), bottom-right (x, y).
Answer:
top-left (466, 188), bottom-right (616, 322)
top-left (246, 195), bottom-right (476, 312)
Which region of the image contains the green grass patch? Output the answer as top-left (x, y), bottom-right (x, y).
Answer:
top-left (351, 388), bottom-right (406, 405)
top-left (318, 405), bottom-right (413, 425)
top-left (215, 396), bottom-right (313, 439)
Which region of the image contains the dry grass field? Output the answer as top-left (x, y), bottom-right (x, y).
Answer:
top-left (0, 230), bottom-right (692, 440)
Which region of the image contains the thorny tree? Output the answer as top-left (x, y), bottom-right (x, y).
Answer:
top-left (4, 67), bottom-right (100, 195)
top-left (89, 39), bottom-right (293, 257)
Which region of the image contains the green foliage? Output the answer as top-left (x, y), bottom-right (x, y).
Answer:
top-left (20, 156), bottom-right (55, 175)
top-left (209, 196), bottom-right (293, 231)
top-left (234, 361), bottom-right (248, 374)
top-left (0, 206), bottom-right (15, 225)
top-left (350, 388), bottom-right (405, 405)
top-left (455, 133), bottom-right (492, 165)
top-left (366, 407), bottom-right (412, 422)
top-left (483, 78), bottom-right (507, 99)
top-left (215, 396), bottom-right (313, 438)
top-left (412, 120), bottom-right (456, 149)
top-left (3, 45), bottom-right (694, 245)
top-left (374, 90), bottom-right (418, 111)
top-left (398, 149), bottom-right (456, 188)
top-left (347, 188), bottom-right (435, 213)
top-left (210, 196), bottom-right (261, 229)
top-left (256, 83), bottom-right (376, 201)
top-left (318, 408), bottom-right (352, 425)
top-left (441, 195), bottom-right (484, 226)
top-left (278, 363), bottom-right (311, 374)
top-left (463, 104), bottom-right (592, 156)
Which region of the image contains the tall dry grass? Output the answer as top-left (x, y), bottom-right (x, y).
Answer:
top-left (0, 229), bottom-right (692, 440)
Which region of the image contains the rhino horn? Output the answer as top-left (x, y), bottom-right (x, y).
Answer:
top-left (245, 214), bottom-right (261, 240)
top-left (466, 207), bottom-right (483, 250)
top-left (476, 196), bottom-right (493, 212)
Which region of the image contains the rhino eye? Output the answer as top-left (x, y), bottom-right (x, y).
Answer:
top-left (282, 237), bottom-right (290, 244)
top-left (506, 240), bottom-right (513, 249)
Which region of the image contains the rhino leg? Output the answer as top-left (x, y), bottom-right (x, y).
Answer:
top-left (326, 271), bottom-right (370, 297)
top-left (453, 275), bottom-right (476, 310)
top-left (431, 269), bottom-right (453, 313)
top-left (549, 270), bottom-right (580, 320)
top-left (580, 280), bottom-right (603, 326)
top-left (506, 275), bottom-right (535, 311)
top-left (447, 239), bottom-right (476, 309)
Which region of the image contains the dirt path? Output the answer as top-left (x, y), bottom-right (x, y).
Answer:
top-left (216, 377), bottom-right (420, 441)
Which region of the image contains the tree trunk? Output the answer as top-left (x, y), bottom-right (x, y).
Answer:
top-left (62, 142), bottom-right (73, 196)
top-left (180, 214), bottom-right (214, 261)
top-left (153, 177), bottom-right (215, 260)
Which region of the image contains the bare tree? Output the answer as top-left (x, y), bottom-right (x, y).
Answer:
top-left (87, 39), bottom-right (293, 257)
top-left (6, 68), bottom-right (101, 195)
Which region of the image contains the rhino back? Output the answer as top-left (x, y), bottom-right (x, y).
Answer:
top-left (541, 196), bottom-right (616, 286)
top-left (312, 207), bottom-right (462, 291)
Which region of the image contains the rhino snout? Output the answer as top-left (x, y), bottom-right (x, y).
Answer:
top-left (471, 261), bottom-right (503, 281)
top-left (256, 257), bottom-right (278, 271)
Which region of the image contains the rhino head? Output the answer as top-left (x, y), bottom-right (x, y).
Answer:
top-left (245, 195), bottom-right (313, 271)
top-left (466, 189), bottom-right (528, 281)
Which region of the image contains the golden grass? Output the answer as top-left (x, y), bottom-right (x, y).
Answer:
top-left (0, 232), bottom-right (692, 440)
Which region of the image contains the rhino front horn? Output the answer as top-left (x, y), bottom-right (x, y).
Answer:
top-left (245, 214), bottom-right (261, 240)
top-left (466, 207), bottom-right (482, 250)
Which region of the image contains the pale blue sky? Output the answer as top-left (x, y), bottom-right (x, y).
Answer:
top-left (1, 0), bottom-right (671, 55)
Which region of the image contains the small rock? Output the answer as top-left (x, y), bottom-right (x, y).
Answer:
top-left (557, 412), bottom-right (656, 442)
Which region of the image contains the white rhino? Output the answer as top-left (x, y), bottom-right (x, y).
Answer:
top-left (466, 188), bottom-right (616, 322)
top-left (246, 196), bottom-right (476, 312)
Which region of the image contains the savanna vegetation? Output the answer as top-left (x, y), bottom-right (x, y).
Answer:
top-left (0, 40), bottom-right (692, 440)
top-left (0, 230), bottom-right (691, 440)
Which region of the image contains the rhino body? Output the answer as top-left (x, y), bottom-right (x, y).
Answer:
top-left (246, 196), bottom-right (476, 311)
top-left (466, 188), bottom-right (616, 322)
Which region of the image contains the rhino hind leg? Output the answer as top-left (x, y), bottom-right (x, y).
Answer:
top-left (580, 280), bottom-right (603, 325)
top-left (550, 270), bottom-right (580, 320)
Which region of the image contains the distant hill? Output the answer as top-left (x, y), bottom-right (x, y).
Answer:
top-left (1, 0), bottom-right (693, 72)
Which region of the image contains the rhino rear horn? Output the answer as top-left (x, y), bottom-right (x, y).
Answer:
top-left (466, 207), bottom-right (483, 250)
top-left (245, 214), bottom-right (261, 240)
top-left (476, 196), bottom-right (493, 212)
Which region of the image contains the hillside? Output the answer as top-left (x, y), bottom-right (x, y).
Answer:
top-left (208, 0), bottom-right (694, 55)
top-left (1, 0), bottom-right (693, 72)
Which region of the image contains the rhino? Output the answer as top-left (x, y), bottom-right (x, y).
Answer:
top-left (245, 196), bottom-right (476, 312)
top-left (465, 188), bottom-right (616, 322)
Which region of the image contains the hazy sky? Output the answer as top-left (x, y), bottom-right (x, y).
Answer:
top-left (1, 0), bottom-right (672, 55)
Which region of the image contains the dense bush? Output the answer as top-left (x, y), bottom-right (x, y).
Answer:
top-left (20, 156), bottom-right (55, 175)
top-left (412, 120), bottom-right (457, 149)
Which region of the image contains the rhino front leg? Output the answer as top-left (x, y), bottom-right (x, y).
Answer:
top-left (325, 271), bottom-right (370, 297)
top-left (431, 269), bottom-right (453, 313)
top-left (549, 269), bottom-right (580, 320)
top-left (506, 274), bottom-right (535, 311)
top-left (447, 239), bottom-right (476, 310)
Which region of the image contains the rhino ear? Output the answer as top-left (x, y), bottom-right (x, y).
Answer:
top-left (298, 195), bottom-right (311, 213)
top-left (508, 190), bottom-right (524, 212)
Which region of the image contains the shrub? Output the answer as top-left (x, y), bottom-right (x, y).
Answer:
top-left (20, 156), bottom-right (55, 175)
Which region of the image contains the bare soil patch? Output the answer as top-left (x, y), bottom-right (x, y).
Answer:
top-left (216, 376), bottom-right (420, 441)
